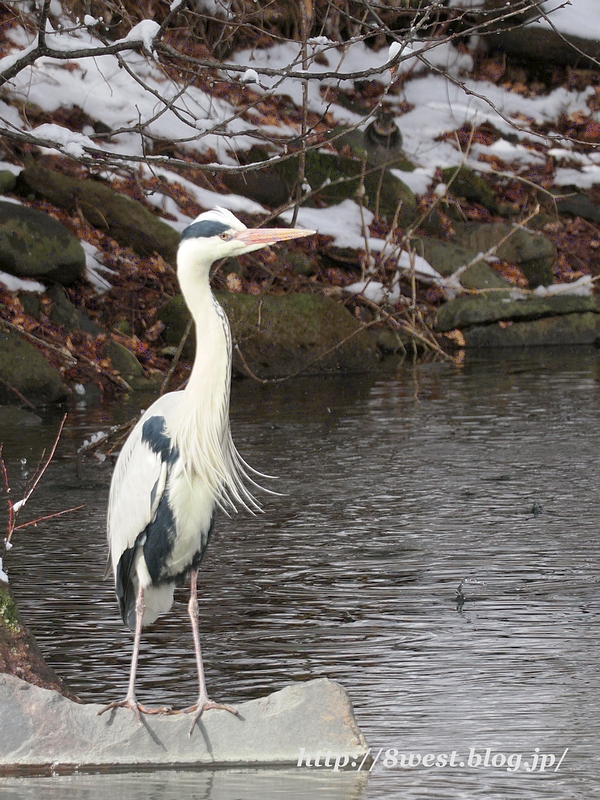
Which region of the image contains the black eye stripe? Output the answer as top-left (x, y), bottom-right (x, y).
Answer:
top-left (180, 220), bottom-right (230, 241)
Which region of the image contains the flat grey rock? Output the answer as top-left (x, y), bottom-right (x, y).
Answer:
top-left (0, 675), bottom-right (369, 772)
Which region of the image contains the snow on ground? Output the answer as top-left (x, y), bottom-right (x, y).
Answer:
top-left (538, 0), bottom-right (600, 39)
top-left (0, 271), bottom-right (45, 293)
top-left (0, 1), bottom-right (599, 272)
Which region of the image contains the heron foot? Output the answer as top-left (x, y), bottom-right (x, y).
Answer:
top-left (97, 697), bottom-right (171, 724)
top-left (168, 698), bottom-right (238, 734)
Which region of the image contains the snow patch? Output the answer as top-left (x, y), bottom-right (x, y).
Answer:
top-left (0, 271), bottom-right (45, 293)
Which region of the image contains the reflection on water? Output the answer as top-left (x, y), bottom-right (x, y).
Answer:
top-left (0, 769), bottom-right (367, 800)
top-left (2, 346), bottom-right (600, 798)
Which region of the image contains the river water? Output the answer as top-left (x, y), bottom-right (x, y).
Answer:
top-left (1, 346), bottom-right (600, 799)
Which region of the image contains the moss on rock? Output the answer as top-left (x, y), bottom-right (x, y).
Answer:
top-left (160, 291), bottom-right (379, 378)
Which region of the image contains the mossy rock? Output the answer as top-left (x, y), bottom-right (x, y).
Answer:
top-left (0, 171), bottom-right (17, 194)
top-left (0, 584), bottom-right (78, 700)
top-left (435, 294), bottom-right (600, 333)
top-left (159, 292), bottom-right (379, 377)
top-left (47, 284), bottom-right (102, 336)
top-left (158, 294), bottom-right (194, 359)
top-left (460, 261), bottom-right (512, 291)
top-left (17, 165), bottom-right (179, 263)
top-left (276, 151), bottom-right (418, 227)
top-left (107, 340), bottom-right (143, 379)
top-left (0, 201), bottom-right (85, 285)
top-left (333, 126), bottom-right (415, 171)
top-left (417, 238), bottom-right (512, 291)
top-left (442, 166), bottom-right (515, 216)
top-left (452, 222), bottom-right (557, 287)
top-left (0, 328), bottom-right (67, 405)
top-left (464, 312), bottom-right (600, 347)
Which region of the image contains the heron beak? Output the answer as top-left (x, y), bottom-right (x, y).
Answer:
top-left (233, 227), bottom-right (315, 247)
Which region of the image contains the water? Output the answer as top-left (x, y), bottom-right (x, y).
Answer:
top-left (1, 346), bottom-right (600, 798)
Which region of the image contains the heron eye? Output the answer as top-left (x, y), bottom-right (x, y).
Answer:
top-left (219, 232), bottom-right (231, 241)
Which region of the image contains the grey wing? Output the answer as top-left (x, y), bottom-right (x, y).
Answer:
top-left (105, 416), bottom-right (167, 581)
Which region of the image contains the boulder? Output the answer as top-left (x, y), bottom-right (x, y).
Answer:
top-left (0, 171), bottom-right (17, 194)
top-left (436, 294), bottom-right (600, 333)
top-left (276, 151), bottom-right (418, 226)
top-left (16, 166), bottom-right (179, 263)
top-left (418, 238), bottom-right (512, 291)
top-left (334, 122), bottom-right (415, 171)
top-left (0, 674), bottom-right (369, 771)
top-left (0, 201), bottom-right (85, 286)
top-left (442, 166), bottom-right (515, 216)
top-left (452, 222), bottom-right (557, 287)
top-left (489, 22), bottom-right (600, 70)
top-left (160, 292), bottom-right (380, 377)
top-left (556, 194), bottom-right (600, 223)
top-left (459, 260), bottom-right (512, 291)
top-left (463, 312), bottom-right (600, 347)
top-left (47, 284), bottom-right (103, 336)
top-left (0, 585), bottom-right (77, 702)
top-left (0, 328), bottom-right (67, 405)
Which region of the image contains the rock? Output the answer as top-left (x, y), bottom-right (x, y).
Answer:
top-left (442, 166), bottom-right (515, 216)
top-left (222, 147), bottom-right (290, 208)
top-left (105, 340), bottom-right (161, 393)
top-left (277, 151), bottom-right (418, 226)
top-left (463, 312), bottom-right (600, 347)
top-left (16, 165), bottom-right (179, 263)
top-left (287, 250), bottom-right (318, 276)
top-left (452, 222), bottom-right (557, 287)
top-left (158, 293), bottom-right (194, 359)
top-left (47, 284), bottom-right (103, 336)
top-left (556, 193), bottom-right (600, 223)
top-left (419, 239), bottom-right (480, 277)
top-left (222, 292), bottom-right (380, 377)
top-left (44, 287), bottom-right (153, 390)
top-left (0, 201), bottom-right (85, 286)
top-left (0, 328), bottom-right (67, 405)
top-left (372, 328), bottom-right (407, 354)
top-left (106, 340), bottom-right (143, 377)
top-left (0, 585), bottom-right (77, 702)
top-left (0, 171), bottom-right (17, 194)
top-left (17, 292), bottom-right (41, 319)
top-left (459, 261), bottom-right (513, 291)
top-left (334, 120), bottom-right (414, 171)
top-left (436, 294), bottom-right (600, 333)
top-left (0, 674), bottom-right (369, 771)
top-left (160, 292), bottom-right (379, 377)
top-left (488, 21), bottom-right (600, 70)
top-left (418, 238), bottom-right (512, 291)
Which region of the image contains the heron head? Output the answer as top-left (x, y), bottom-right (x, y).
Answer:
top-left (178, 207), bottom-right (314, 271)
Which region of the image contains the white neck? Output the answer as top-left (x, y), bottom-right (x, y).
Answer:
top-left (170, 254), bottom-right (258, 511)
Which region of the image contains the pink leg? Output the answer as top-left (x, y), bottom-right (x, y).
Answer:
top-left (171, 568), bottom-right (237, 734)
top-left (98, 582), bottom-right (170, 722)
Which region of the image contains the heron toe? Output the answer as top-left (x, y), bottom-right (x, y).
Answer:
top-left (97, 697), bottom-right (171, 723)
top-left (168, 697), bottom-right (238, 734)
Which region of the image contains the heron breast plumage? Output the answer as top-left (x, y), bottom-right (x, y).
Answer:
top-left (109, 395), bottom-right (217, 630)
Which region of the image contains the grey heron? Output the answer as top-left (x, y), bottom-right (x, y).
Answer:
top-left (99, 207), bottom-right (314, 729)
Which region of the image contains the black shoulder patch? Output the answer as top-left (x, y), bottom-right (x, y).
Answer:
top-left (141, 416), bottom-right (179, 464)
top-left (180, 220), bottom-right (230, 241)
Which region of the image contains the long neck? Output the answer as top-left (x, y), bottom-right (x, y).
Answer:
top-left (182, 270), bottom-right (231, 427)
top-left (170, 266), bottom-right (231, 488)
top-left (170, 265), bottom-right (257, 510)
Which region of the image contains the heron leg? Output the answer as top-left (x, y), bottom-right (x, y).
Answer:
top-left (171, 568), bottom-right (237, 734)
top-left (98, 582), bottom-right (170, 722)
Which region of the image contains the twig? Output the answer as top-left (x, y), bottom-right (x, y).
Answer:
top-left (14, 505), bottom-right (86, 531)
top-left (0, 376), bottom-right (36, 410)
top-left (1, 416), bottom-right (85, 582)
